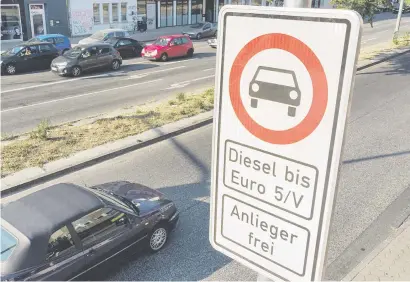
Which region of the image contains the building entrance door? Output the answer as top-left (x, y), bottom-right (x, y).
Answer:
top-left (29, 4), bottom-right (46, 37)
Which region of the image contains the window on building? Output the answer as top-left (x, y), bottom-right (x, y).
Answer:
top-left (103, 3), bottom-right (109, 23)
top-left (121, 3), bottom-right (127, 21)
top-left (112, 3), bottom-right (119, 22)
top-left (72, 207), bottom-right (129, 247)
top-left (93, 3), bottom-right (101, 24)
top-left (137, 0), bottom-right (147, 19)
top-left (46, 226), bottom-right (75, 260)
top-left (0, 5), bottom-right (23, 41)
top-left (191, 0), bottom-right (202, 24)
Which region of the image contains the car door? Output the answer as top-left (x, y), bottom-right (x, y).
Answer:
top-left (28, 225), bottom-right (87, 281)
top-left (167, 39), bottom-right (179, 58)
top-left (71, 207), bottom-right (145, 277)
top-left (79, 46), bottom-right (98, 71)
top-left (38, 44), bottom-right (58, 69)
top-left (203, 23), bottom-right (212, 37)
top-left (17, 46), bottom-right (39, 71)
top-left (97, 46), bottom-right (113, 68)
top-left (115, 39), bottom-right (132, 57)
top-left (131, 39), bottom-right (143, 56)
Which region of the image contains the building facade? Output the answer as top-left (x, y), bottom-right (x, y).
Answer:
top-left (1, 0), bottom-right (26, 42)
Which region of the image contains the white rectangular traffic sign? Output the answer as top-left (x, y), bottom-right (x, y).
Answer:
top-left (210, 5), bottom-right (362, 281)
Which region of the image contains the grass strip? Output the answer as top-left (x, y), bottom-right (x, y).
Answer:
top-left (1, 88), bottom-right (214, 177)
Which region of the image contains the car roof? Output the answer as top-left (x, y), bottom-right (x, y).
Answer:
top-left (80, 42), bottom-right (113, 48)
top-left (19, 41), bottom-right (54, 47)
top-left (35, 34), bottom-right (67, 39)
top-left (1, 183), bottom-right (104, 241)
top-left (160, 34), bottom-right (189, 39)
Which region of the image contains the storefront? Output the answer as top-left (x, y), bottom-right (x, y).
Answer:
top-left (156, 0), bottom-right (201, 27)
top-left (1, 0), bottom-right (24, 43)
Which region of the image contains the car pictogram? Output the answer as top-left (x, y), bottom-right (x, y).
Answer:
top-left (249, 66), bottom-right (301, 117)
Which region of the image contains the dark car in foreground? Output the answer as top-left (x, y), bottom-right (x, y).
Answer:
top-left (51, 43), bottom-right (122, 77)
top-left (0, 182), bottom-right (179, 281)
top-left (106, 37), bottom-right (145, 58)
top-left (1, 42), bottom-right (59, 75)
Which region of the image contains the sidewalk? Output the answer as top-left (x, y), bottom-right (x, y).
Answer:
top-left (1, 26), bottom-right (188, 51)
top-left (343, 219), bottom-right (410, 281)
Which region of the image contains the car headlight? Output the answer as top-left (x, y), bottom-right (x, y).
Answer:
top-left (289, 90), bottom-right (298, 100)
top-left (151, 50), bottom-right (157, 56)
top-left (252, 83), bottom-right (259, 92)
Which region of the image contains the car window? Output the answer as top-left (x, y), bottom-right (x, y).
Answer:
top-left (44, 38), bottom-right (54, 43)
top-left (203, 23), bottom-right (211, 29)
top-left (153, 37), bottom-right (171, 46)
top-left (172, 38), bottom-right (182, 46)
top-left (1, 227), bottom-right (18, 261)
top-left (89, 46), bottom-right (99, 56)
top-left (20, 46), bottom-right (38, 56)
top-left (72, 207), bottom-right (129, 247)
top-left (118, 39), bottom-right (132, 46)
top-left (254, 68), bottom-right (296, 88)
top-left (46, 226), bottom-right (75, 260)
top-left (39, 44), bottom-right (52, 53)
top-left (181, 37), bottom-right (189, 44)
top-left (104, 32), bottom-right (115, 40)
top-left (99, 47), bottom-right (111, 54)
top-left (55, 37), bottom-right (65, 44)
top-left (115, 31), bottom-right (125, 37)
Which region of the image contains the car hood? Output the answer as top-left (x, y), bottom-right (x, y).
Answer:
top-left (78, 37), bottom-right (100, 45)
top-left (144, 44), bottom-right (164, 52)
top-left (91, 181), bottom-right (166, 203)
top-left (52, 55), bottom-right (76, 65)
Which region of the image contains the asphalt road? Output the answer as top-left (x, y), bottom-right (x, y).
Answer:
top-left (361, 12), bottom-right (410, 48)
top-left (3, 52), bottom-right (409, 280)
top-left (1, 40), bottom-right (216, 135)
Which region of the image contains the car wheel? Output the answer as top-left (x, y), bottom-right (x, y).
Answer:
top-left (251, 98), bottom-right (258, 108)
top-left (148, 225), bottom-right (168, 252)
top-left (71, 66), bottom-right (82, 77)
top-left (196, 33), bottom-right (202, 40)
top-left (160, 53), bottom-right (168, 62)
top-left (5, 63), bottom-right (16, 75)
top-left (288, 106), bottom-right (296, 117)
top-left (111, 59), bottom-right (121, 70)
top-left (187, 49), bottom-right (194, 58)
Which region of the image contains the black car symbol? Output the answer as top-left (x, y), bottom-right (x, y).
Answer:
top-left (249, 66), bottom-right (301, 117)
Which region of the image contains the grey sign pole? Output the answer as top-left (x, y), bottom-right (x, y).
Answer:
top-left (255, 0), bottom-right (311, 280)
top-left (394, 0), bottom-right (405, 38)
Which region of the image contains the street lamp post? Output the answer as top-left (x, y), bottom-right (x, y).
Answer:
top-left (394, 0), bottom-right (405, 39)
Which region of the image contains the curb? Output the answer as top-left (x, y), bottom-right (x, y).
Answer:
top-left (2, 46), bottom-right (410, 197)
top-left (1, 113), bottom-right (213, 197)
top-left (342, 218), bottom-right (410, 281)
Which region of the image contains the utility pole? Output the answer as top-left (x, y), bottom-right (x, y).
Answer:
top-left (394, 0), bottom-right (405, 39)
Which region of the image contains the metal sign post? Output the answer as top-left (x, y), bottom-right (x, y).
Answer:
top-left (210, 4), bottom-right (362, 281)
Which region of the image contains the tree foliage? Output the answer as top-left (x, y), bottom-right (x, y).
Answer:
top-left (331, 0), bottom-right (392, 27)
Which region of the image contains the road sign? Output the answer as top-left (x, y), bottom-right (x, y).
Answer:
top-left (210, 5), bottom-right (362, 281)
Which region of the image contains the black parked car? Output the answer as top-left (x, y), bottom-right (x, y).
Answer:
top-left (106, 37), bottom-right (145, 58)
top-left (51, 43), bottom-right (123, 77)
top-left (1, 42), bottom-right (59, 75)
top-left (0, 182), bottom-right (179, 281)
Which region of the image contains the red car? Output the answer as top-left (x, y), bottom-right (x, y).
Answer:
top-left (141, 35), bottom-right (194, 62)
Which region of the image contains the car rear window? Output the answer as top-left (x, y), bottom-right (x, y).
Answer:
top-left (254, 69), bottom-right (295, 88)
top-left (1, 227), bottom-right (18, 261)
top-left (55, 37), bottom-right (65, 44)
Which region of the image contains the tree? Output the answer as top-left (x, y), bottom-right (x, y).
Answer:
top-left (331, 0), bottom-right (391, 27)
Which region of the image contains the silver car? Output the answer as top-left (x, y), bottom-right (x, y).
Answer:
top-left (78, 29), bottom-right (130, 45)
top-left (182, 22), bottom-right (217, 40)
top-left (50, 43), bottom-right (122, 77)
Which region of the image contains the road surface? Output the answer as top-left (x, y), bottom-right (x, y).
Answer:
top-left (3, 52), bottom-right (409, 280)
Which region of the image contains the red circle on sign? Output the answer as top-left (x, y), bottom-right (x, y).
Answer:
top-left (229, 33), bottom-right (328, 144)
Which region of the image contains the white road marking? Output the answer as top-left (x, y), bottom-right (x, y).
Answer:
top-left (124, 66), bottom-right (186, 80)
top-left (363, 37), bottom-right (377, 43)
top-left (202, 68), bottom-right (215, 72)
top-left (1, 72), bottom-right (125, 94)
top-left (163, 58), bottom-right (197, 65)
top-left (1, 79), bottom-right (162, 113)
top-left (164, 75), bottom-right (214, 90)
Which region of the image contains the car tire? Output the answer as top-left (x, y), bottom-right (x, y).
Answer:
top-left (288, 106), bottom-right (296, 117)
top-left (5, 63), bottom-right (16, 75)
top-left (148, 224), bottom-right (168, 253)
top-left (251, 98), bottom-right (258, 108)
top-left (196, 33), bottom-right (202, 40)
top-left (187, 48), bottom-right (194, 58)
top-left (111, 59), bottom-right (121, 70)
top-left (71, 66), bottom-right (82, 77)
top-left (160, 53), bottom-right (168, 62)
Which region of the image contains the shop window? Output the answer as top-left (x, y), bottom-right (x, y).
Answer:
top-left (121, 3), bottom-right (127, 21)
top-left (191, 0), bottom-right (202, 24)
top-left (0, 5), bottom-right (23, 41)
top-left (160, 0), bottom-right (173, 27)
top-left (93, 3), bottom-right (101, 24)
top-left (103, 3), bottom-right (109, 23)
top-left (137, 0), bottom-right (147, 19)
top-left (112, 3), bottom-right (119, 22)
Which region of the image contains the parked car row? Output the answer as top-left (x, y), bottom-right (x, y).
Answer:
top-left (0, 23), bottom-right (219, 76)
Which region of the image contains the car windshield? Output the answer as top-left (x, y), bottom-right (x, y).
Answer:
top-left (90, 31), bottom-right (105, 40)
top-left (254, 69), bottom-right (296, 87)
top-left (88, 188), bottom-right (138, 214)
top-left (1, 227), bottom-right (17, 261)
top-left (27, 37), bottom-right (41, 43)
top-left (3, 46), bottom-right (24, 56)
top-left (190, 23), bottom-right (204, 28)
top-left (63, 46), bottom-right (83, 58)
top-left (153, 38), bottom-right (170, 46)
